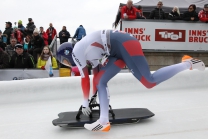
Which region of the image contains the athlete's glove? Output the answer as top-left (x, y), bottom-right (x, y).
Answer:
top-left (82, 106), bottom-right (91, 116)
top-left (82, 100), bottom-right (91, 116)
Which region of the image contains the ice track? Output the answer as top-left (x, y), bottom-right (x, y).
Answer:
top-left (1, 69), bottom-right (208, 139)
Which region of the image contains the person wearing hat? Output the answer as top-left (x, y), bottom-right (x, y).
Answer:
top-left (3, 22), bottom-right (13, 45)
top-left (0, 43), bottom-right (10, 69)
top-left (198, 4), bottom-right (208, 22)
top-left (28, 28), bottom-right (45, 64)
top-left (9, 44), bottom-right (35, 69)
top-left (17, 20), bottom-right (25, 33)
top-left (25, 18), bottom-right (36, 37)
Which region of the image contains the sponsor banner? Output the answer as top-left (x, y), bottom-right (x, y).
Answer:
top-left (0, 69), bottom-right (60, 81)
top-left (122, 20), bottom-right (208, 51)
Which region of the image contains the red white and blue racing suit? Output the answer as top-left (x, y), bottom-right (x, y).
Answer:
top-left (72, 30), bottom-right (190, 124)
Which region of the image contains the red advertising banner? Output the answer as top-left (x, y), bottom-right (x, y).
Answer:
top-left (155, 29), bottom-right (186, 42)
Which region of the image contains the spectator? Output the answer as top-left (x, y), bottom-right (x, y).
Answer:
top-left (17, 20), bottom-right (25, 34)
top-left (0, 30), bottom-right (2, 43)
top-left (12, 26), bottom-right (24, 44)
top-left (149, 0), bottom-right (166, 19)
top-left (9, 44), bottom-right (35, 69)
top-left (37, 46), bottom-right (58, 69)
top-left (121, 0), bottom-right (137, 19)
top-left (182, 4), bottom-right (199, 21)
top-left (198, 4), bottom-right (208, 23)
top-left (46, 23), bottom-right (57, 45)
top-left (3, 22), bottom-right (13, 45)
top-left (113, 6), bottom-right (123, 28)
top-left (5, 38), bottom-right (17, 57)
top-left (72, 25), bottom-right (86, 41)
top-left (59, 26), bottom-right (70, 44)
top-left (0, 42), bottom-right (10, 69)
top-left (23, 35), bottom-right (31, 52)
top-left (40, 27), bottom-right (48, 45)
top-left (136, 5), bottom-right (145, 19)
top-left (25, 18), bottom-right (36, 37)
top-left (28, 28), bottom-right (45, 63)
top-left (168, 6), bottom-right (181, 20)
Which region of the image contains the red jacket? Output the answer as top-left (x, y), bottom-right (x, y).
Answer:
top-left (12, 30), bottom-right (23, 44)
top-left (46, 27), bottom-right (57, 40)
top-left (198, 10), bottom-right (208, 22)
top-left (40, 31), bottom-right (48, 45)
top-left (121, 6), bottom-right (137, 19)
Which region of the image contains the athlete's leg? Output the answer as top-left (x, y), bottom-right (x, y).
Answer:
top-left (121, 40), bottom-right (193, 88)
top-left (84, 57), bottom-right (125, 131)
top-left (95, 57), bottom-right (125, 124)
top-left (110, 31), bottom-right (193, 88)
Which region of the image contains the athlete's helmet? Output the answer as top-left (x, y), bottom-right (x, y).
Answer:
top-left (56, 42), bottom-right (76, 67)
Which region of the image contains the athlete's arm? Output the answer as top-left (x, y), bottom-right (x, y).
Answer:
top-left (81, 66), bottom-right (90, 107)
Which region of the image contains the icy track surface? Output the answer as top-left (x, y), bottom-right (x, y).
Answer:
top-left (1, 69), bottom-right (208, 139)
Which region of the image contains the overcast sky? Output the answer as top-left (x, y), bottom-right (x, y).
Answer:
top-left (0, 0), bottom-right (133, 36)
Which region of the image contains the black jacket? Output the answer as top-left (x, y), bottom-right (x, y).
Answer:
top-left (168, 11), bottom-right (181, 20)
top-left (3, 27), bottom-right (13, 45)
top-left (182, 11), bottom-right (199, 21)
top-left (149, 8), bottom-right (166, 19)
top-left (25, 22), bottom-right (36, 36)
top-left (0, 48), bottom-right (10, 69)
top-left (9, 52), bottom-right (35, 69)
top-left (29, 35), bottom-right (45, 49)
top-left (59, 30), bottom-right (70, 43)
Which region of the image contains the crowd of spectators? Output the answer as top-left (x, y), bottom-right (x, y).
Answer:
top-left (114, 0), bottom-right (208, 28)
top-left (0, 18), bottom-right (86, 70)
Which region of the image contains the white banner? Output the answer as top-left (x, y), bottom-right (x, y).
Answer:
top-left (0, 69), bottom-right (60, 81)
top-left (122, 20), bottom-right (208, 51)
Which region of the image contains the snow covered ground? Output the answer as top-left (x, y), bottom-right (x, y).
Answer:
top-left (0, 69), bottom-right (208, 139)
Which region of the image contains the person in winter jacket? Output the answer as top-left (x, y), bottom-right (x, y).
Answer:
top-left (113, 6), bottom-right (123, 29)
top-left (149, 0), bottom-right (166, 19)
top-left (23, 35), bottom-right (31, 52)
top-left (39, 27), bottom-right (48, 45)
top-left (46, 23), bottom-right (57, 45)
top-left (59, 26), bottom-right (70, 44)
top-left (9, 44), bottom-right (35, 69)
top-left (12, 26), bottom-right (24, 44)
top-left (17, 20), bottom-right (26, 35)
top-left (168, 6), bottom-right (181, 20)
top-left (37, 46), bottom-right (58, 69)
top-left (0, 45), bottom-right (9, 69)
top-left (25, 18), bottom-right (36, 37)
top-left (5, 38), bottom-right (17, 57)
top-left (136, 5), bottom-right (145, 19)
top-left (121, 0), bottom-right (137, 19)
top-left (198, 4), bottom-right (208, 23)
top-left (28, 28), bottom-right (45, 63)
top-left (73, 25), bottom-right (86, 41)
top-left (3, 22), bottom-right (13, 45)
top-left (182, 4), bottom-right (199, 21)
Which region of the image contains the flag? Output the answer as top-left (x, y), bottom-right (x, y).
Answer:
top-left (45, 56), bottom-right (54, 77)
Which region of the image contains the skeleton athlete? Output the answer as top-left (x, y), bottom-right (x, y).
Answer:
top-left (71, 29), bottom-right (205, 132)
